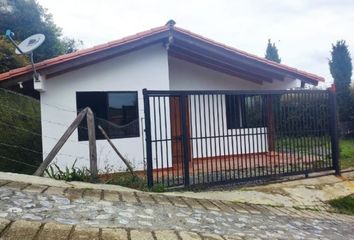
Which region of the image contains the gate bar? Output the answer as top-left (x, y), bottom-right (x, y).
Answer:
top-left (329, 90), bottom-right (340, 175)
top-left (143, 89), bottom-right (154, 187)
top-left (180, 94), bottom-right (190, 186)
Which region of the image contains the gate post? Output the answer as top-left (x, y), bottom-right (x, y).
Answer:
top-left (328, 90), bottom-right (340, 175)
top-left (143, 89), bottom-right (154, 187)
top-left (180, 94), bottom-right (190, 186)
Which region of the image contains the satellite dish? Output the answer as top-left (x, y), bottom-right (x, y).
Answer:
top-left (15, 34), bottom-right (45, 54)
top-left (5, 30), bottom-right (46, 81)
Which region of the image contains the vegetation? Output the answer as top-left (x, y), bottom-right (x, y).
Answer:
top-left (0, 35), bottom-right (28, 72)
top-left (339, 138), bottom-right (354, 169)
top-left (45, 160), bottom-right (91, 182)
top-left (0, 88), bottom-right (42, 174)
top-left (328, 194), bottom-right (354, 215)
top-left (106, 172), bottom-right (166, 192)
top-left (0, 0), bottom-right (82, 73)
top-left (276, 136), bottom-right (330, 155)
top-left (44, 158), bottom-right (166, 192)
top-left (329, 40), bottom-right (353, 122)
top-left (265, 39), bottom-right (281, 63)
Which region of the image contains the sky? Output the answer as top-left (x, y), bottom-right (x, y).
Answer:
top-left (37, 0), bottom-right (354, 87)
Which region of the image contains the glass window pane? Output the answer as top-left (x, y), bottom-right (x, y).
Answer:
top-left (76, 91), bottom-right (139, 141)
top-left (106, 92), bottom-right (139, 138)
top-left (76, 92), bottom-right (107, 141)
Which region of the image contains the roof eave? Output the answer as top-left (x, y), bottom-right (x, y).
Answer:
top-left (0, 29), bottom-right (171, 87)
top-left (0, 24), bottom-right (324, 87)
top-left (171, 28), bottom-right (324, 85)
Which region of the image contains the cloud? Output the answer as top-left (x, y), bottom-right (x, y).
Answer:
top-left (37, 0), bottom-right (354, 85)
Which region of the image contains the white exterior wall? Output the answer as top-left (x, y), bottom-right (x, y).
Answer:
top-left (168, 57), bottom-right (300, 158)
top-left (168, 57), bottom-right (300, 91)
top-left (39, 47), bottom-right (302, 172)
top-left (40, 45), bottom-right (169, 172)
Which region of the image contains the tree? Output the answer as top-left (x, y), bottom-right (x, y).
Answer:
top-left (61, 37), bottom-right (83, 54)
top-left (0, 0), bottom-right (82, 73)
top-left (0, 36), bottom-right (28, 72)
top-left (329, 40), bottom-right (353, 121)
top-left (265, 39), bottom-right (281, 63)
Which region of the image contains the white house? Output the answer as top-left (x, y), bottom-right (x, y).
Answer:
top-left (0, 21), bottom-right (325, 173)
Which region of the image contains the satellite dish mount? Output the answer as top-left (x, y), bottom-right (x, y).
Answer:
top-left (5, 30), bottom-right (45, 82)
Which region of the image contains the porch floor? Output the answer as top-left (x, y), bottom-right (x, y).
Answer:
top-left (152, 151), bottom-right (327, 181)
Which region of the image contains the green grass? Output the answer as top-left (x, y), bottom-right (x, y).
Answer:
top-left (275, 136), bottom-right (354, 169)
top-left (275, 136), bottom-right (330, 154)
top-left (106, 172), bottom-right (166, 192)
top-left (0, 88), bottom-right (42, 174)
top-left (45, 160), bottom-right (91, 182)
top-left (328, 195), bottom-right (354, 215)
top-left (339, 138), bottom-right (354, 169)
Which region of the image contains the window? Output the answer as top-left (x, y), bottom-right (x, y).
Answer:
top-left (76, 91), bottom-right (139, 141)
top-left (226, 95), bottom-right (265, 129)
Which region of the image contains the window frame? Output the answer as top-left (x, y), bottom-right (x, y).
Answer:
top-left (76, 91), bottom-right (140, 141)
top-left (225, 95), bottom-right (266, 130)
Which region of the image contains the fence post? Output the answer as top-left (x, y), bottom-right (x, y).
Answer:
top-left (86, 108), bottom-right (98, 182)
top-left (180, 94), bottom-right (190, 186)
top-left (34, 108), bottom-right (88, 176)
top-left (143, 89), bottom-right (154, 188)
top-left (328, 90), bottom-right (340, 175)
top-left (98, 125), bottom-right (136, 177)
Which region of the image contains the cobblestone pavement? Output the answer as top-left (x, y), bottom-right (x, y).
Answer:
top-left (0, 179), bottom-right (353, 239)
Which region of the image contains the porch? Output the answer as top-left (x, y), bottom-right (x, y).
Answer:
top-left (152, 147), bottom-right (331, 186)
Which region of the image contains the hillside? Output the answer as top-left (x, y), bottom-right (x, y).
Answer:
top-left (0, 88), bottom-right (42, 174)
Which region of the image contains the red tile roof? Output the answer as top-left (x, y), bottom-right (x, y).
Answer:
top-left (174, 27), bottom-right (324, 82)
top-left (0, 25), bottom-right (169, 82)
top-left (0, 24), bottom-right (324, 84)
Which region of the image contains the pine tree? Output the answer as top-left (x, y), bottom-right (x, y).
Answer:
top-left (265, 39), bottom-right (281, 63)
top-left (329, 40), bottom-right (353, 121)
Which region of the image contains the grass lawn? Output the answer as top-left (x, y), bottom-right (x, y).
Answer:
top-left (340, 138), bottom-right (354, 169)
top-left (328, 194), bottom-right (354, 215)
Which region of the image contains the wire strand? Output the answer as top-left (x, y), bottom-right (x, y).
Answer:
top-left (0, 155), bottom-right (38, 169)
top-left (0, 119), bottom-right (88, 147)
top-left (0, 142), bottom-right (42, 155)
top-left (0, 103), bottom-right (89, 131)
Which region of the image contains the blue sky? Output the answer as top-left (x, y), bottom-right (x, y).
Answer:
top-left (37, 0), bottom-right (354, 86)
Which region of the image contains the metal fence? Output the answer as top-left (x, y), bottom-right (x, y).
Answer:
top-left (143, 89), bottom-right (339, 188)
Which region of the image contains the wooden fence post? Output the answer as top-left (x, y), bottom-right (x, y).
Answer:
top-left (34, 108), bottom-right (88, 176)
top-left (86, 108), bottom-right (98, 182)
top-left (98, 125), bottom-right (136, 177)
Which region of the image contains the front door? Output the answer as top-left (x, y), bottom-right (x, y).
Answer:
top-left (170, 96), bottom-right (191, 166)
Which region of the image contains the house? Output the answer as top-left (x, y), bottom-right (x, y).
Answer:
top-left (0, 21), bottom-right (325, 174)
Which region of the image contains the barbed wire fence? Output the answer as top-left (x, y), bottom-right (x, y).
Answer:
top-left (0, 87), bottom-right (140, 176)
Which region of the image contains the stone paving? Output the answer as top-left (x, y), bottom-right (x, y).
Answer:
top-left (0, 178), bottom-right (353, 239)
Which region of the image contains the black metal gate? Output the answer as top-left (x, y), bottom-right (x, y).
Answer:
top-left (143, 89), bottom-right (339, 188)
